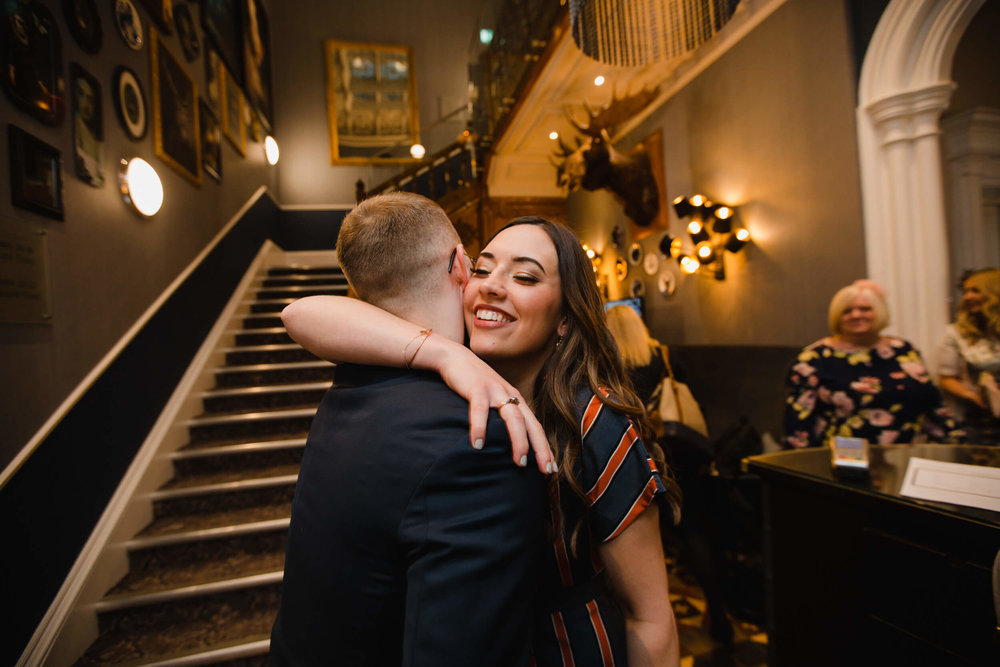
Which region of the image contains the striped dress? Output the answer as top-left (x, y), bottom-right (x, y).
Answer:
top-left (531, 386), bottom-right (667, 667)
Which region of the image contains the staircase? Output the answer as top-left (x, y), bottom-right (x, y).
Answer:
top-left (71, 259), bottom-right (346, 665)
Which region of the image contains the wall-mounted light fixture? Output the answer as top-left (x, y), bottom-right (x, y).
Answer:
top-left (264, 135), bottom-right (280, 165)
top-left (581, 243), bottom-right (602, 274)
top-left (119, 157), bottom-right (163, 217)
top-left (660, 194), bottom-right (750, 280)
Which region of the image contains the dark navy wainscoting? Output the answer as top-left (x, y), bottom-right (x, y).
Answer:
top-left (0, 192), bottom-right (326, 665)
top-left (274, 209), bottom-right (348, 251)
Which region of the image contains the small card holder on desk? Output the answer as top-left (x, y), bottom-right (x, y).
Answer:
top-left (831, 436), bottom-right (870, 479)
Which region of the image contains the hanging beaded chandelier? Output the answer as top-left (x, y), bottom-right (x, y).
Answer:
top-left (568, 0), bottom-right (741, 67)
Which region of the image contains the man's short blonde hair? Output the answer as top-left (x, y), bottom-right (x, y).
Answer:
top-left (336, 192), bottom-right (459, 310)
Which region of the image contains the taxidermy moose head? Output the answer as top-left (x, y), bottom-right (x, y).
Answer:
top-left (553, 87), bottom-right (661, 228)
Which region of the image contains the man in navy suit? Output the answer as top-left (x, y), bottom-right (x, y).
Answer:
top-left (270, 192), bottom-right (547, 666)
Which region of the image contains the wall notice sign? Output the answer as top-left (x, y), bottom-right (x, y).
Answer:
top-left (0, 226), bottom-right (51, 324)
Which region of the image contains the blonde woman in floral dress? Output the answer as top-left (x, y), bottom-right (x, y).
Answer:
top-left (784, 280), bottom-right (963, 448)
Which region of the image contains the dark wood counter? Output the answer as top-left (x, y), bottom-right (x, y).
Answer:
top-left (745, 445), bottom-right (1000, 666)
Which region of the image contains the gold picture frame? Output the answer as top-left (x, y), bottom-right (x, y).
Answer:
top-left (151, 27), bottom-right (201, 185)
top-left (324, 39), bottom-right (420, 165)
top-left (220, 63), bottom-right (246, 156)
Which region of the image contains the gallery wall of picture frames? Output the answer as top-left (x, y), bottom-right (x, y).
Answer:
top-left (0, 0), bottom-right (275, 220)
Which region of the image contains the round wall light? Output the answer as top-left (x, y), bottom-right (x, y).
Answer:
top-left (119, 158), bottom-right (163, 217)
top-left (264, 135), bottom-right (280, 165)
top-left (409, 143), bottom-right (426, 159)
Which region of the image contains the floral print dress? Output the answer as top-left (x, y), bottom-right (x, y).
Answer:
top-left (784, 336), bottom-right (964, 448)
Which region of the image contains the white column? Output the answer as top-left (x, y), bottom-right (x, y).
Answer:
top-left (856, 0), bottom-right (985, 373)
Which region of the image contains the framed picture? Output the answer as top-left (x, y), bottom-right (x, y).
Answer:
top-left (8, 124), bottom-right (65, 221)
top-left (0, 1), bottom-right (66, 126)
top-left (200, 99), bottom-right (222, 182)
top-left (204, 46), bottom-right (221, 113)
top-left (70, 63), bottom-right (104, 187)
top-left (112, 66), bottom-right (147, 140)
top-left (62, 0), bottom-right (102, 54)
top-left (201, 0), bottom-right (242, 87)
top-left (174, 2), bottom-right (199, 61)
top-left (242, 0), bottom-right (272, 130)
top-left (136, 0), bottom-right (173, 34)
top-left (113, 0), bottom-right (144, 50)
top-left (150, 27), bottom-right (201, 184)
top-left (324, 40), bottom-right (420, 164)
top-left (220, 65), bottom-right (246, 155)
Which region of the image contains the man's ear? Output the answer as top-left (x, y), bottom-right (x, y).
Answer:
top-left (452, 242), bottom-right (471, 285)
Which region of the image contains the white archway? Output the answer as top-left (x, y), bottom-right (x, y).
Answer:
top-left (856, 0), bottom-right (985, 370)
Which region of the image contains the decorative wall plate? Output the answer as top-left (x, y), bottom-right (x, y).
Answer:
top-left (615, 256), bottom-right (628, 281)
top-left (657, 270), bottom-right (677, 297)
top-left (63, 0), bottom-right (102, 53)
top-left (112, 66), bottom-right (147, 140)
top-left (630, 279), bottom-right (645, 298)
top-left (644, 252), bottom-right (660, 275)
top-left (629, 242), bottom-right (642, 264)
top-left (114, 0), bottom-right (144, 50)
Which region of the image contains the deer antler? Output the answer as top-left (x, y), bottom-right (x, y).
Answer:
top-left (566, 85), bottom-right (661, 136)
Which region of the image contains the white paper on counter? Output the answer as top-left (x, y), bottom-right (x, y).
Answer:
top-left (899, 457), bottom-right (1000, 513)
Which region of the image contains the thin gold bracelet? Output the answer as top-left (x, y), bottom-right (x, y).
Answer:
top-left (403, 329), bottom-right (433, 369)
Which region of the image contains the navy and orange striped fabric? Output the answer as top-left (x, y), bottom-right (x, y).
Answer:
top-left (532, 387), bottom-right (667, 666)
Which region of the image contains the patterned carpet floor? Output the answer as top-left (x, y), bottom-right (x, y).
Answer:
top-left (667, 556), bottom-right (769, 667)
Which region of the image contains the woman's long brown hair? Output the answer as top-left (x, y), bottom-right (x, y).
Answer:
top-left (489, 217), bottom-right (682, 549)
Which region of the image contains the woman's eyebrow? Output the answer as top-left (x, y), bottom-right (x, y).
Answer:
top-left (478, 251), bottom-right (547, 274)
top-left (513, 256), bottom-right (547, 274)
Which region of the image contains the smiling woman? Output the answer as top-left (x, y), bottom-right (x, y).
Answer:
top-left (465, 223), bottom-right (566, 401)
top-left (784, 279), bottom-right (964, 449)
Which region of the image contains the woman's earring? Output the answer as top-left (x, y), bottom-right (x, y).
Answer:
top-left (555, 335), bottom-right (564, 349)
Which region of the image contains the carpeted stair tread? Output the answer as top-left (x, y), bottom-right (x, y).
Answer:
top-left (139, 498), bottom-right (292, 538)
top-left (75, 586), bottom-right (280, 666)
top-left (163, 461), bottom-right (301, 489)
top-left (214, 364), bottom-right (335, 388)
top-left (188, 419), bottom-right (315, 446)
top-left (178, 434), bottom-right (310, 453)
top-left (202, 389), bottom-right (327, 414)
top-left (108, 533), bottom-right (286, 597)
top-left (267, 266), bottom-right (341, 276)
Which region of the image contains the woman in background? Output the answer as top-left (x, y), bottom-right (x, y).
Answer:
top-left (606, 304), bottom-right (667, 405)
top-left (784, 279), bottom-right (963, 448)
top-left (606, 304), bottom-right (733, 645)
top-left (938, 268), bottom-right (1000, 444)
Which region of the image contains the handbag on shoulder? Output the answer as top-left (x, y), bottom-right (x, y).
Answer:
top-left (648, 345), bottom-right (709, 438)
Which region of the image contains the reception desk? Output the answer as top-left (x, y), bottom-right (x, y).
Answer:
top-left (745, 445), bottom-right (1000, 666)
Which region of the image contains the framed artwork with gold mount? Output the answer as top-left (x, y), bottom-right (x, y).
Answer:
top-left (324, 40), bottom-right (420, 165)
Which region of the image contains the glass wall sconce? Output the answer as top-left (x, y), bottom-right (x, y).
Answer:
top-left (665, 194), bottom-right (750, 280)
top-left (264, 136), bottom-right (280, 165)
top-left (119, 157), bottom-right (163, 217)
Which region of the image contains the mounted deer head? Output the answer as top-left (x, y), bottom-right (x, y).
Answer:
top-left (552, 87), bottom-right (661, 228)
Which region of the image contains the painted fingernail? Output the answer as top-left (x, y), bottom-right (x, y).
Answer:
top-left (473, 438), bottom-right (484, 450)
top-left (547, 461), bottom-right (557, 474)
top-left (519, 455), bottom-right (528, 467)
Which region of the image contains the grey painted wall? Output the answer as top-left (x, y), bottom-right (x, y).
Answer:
top-left (568, 0), bottom-right (867, 350)
top-left (270, 0), bottom-right (484, 206)
top-left (0, 1), bottom-right (278, 468)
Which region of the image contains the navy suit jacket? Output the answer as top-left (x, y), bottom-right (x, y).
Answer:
top-left (270, 364), bottom-right (547, 666)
